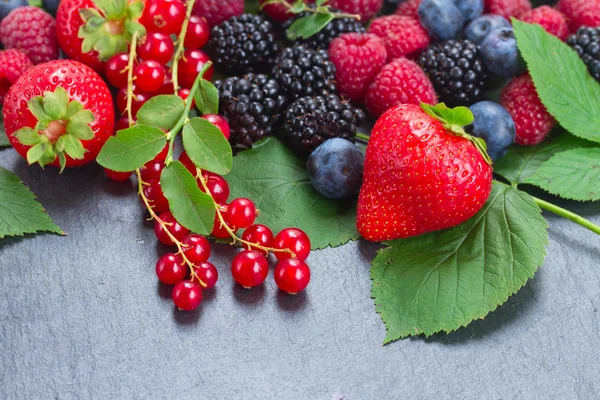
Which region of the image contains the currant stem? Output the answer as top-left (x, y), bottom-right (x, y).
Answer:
top-left (171, 0), bottom-right (197, 94)
top-left (355, 132), bottom-right (370, 142)
top-left (531, 196), bottom-right (600, 235)
top-left (125, 31), bottom-right (139, 127)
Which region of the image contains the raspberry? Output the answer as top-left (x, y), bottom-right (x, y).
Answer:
top-left (567, 27), bottom-right (600, 82)
top-left (395, 0), bottom-right (422, 18)
top-left (329, 0), bottom-right (384, 21)
top-left (192, 0), bottom-right (244, 27)
top-left (0, 6), bottom-right (58, 64)
top-left (556, 0), bottom-right (600, 33)
top-left (518, 6), bottom-right (569, 41)
top-left (328, 33), bottom-right (387, 102)
top-left (368, 15), bottom-right (429, 61)
top-left (365, 58), bottom-right (437, 118)
top-left (484, 0), bottom-right (531, 20)
top-left (0, 49), bottom-right (33, 106)
top-left (500, 74), bottom-right (555, 146)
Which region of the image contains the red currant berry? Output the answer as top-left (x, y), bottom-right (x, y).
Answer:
top-left (117, 86), bottom-right (154, 115)
top-left (115, 116), bottom-right (133, 132)
top-left (274, 259), bottom-right (311, 294)
top-left (172, 280), bottom-right (203, 311)
top-left (178, 151), bottom-right (197, 175)
top-left (202, 114), bottom-right (230, 140)
top-left (143, 180), bottom-right (169, 213)
top-left (104, 168), bottom-right (132, 181)
top-left (225, 198), bottom-right (256, 229)
top-left (177, 88), bottom-right (196, 107)
top-left (134, 60), bottom-right (166, 93)
top-left (156, 253), bottom-right (187, 285)
top-left (184, 15), bottom-right (210, 49)
top-left (105, 53), bottom-right (130, 88)
top-left (202, 172), bottom-right (230, 204)
top-left (231, 250), bottom-right (269, 288)
top-left (273, 228), bottom-right (311, 261)
top-left (192, 261), bottom-right (218, 289)
top-left (154, 211), bottom-right (189, 245)
top-left (242, 224), bottom-right (274, 254)
top-left (177, 49), bottom-right (213, 88)
top-left (181, 234), bottom-right (211, 264)
top-left (140, 160), bottom-right (164, 181)
top-left (156, 75), bottom-right (175, 95)
top-left (141, 0), bottom-right (186, 36)
top-left (211, 212), bottom-right (234, 239)
top-left (152, 143), bottom-right (169, 163)
top-left (138, 32), bottom-right (174, 64)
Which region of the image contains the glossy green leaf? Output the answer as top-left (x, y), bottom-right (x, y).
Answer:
top-left (182, 118), bottom-right (232, 175)
top-left (136, 95), bottom-right (185, 131)
top-left (193, 79), bottom-right (219, 116)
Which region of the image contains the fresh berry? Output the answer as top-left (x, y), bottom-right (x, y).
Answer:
top-left (225, 198), bottom-right (257, 229)
top-left (464, 14), bottom-right (511, 44)
top-left (357, 103), bottom-right (493, 241)
top-left (454, 0), bottom-right (484, 22)
top-left (203, 173), bottom-right (230, 204)
top-left (241, 224), bottom-right (274, 254)
top-left (231, 250), bottom-right (269, 288)
top-left (274, 259), bottom-right (311, 294)
top-left (192, 0), bottom-right (244, 28)
top-left (202, 114), bottom-right (230, 140)
top-left (207, 14), bottom-right (279, 75)
top-left (418, 0), bottom-right (465, 40)
top-left (115, 116), bottom-right (132, 132)
top-left (172, 280), bottom-right (203, 311)
top-left (140, 160), bottom-right (164, 182)
top-left (273, 228), bottom-right (311, 261)
top-left (467, 101), bottom-right (515, 160)
top-left (185, 15), bottom-right (210, 49)
top-left (0, 49), bottom-right (33, 106)
top-left (152, 144), bottom-right (169, 163)
top-left (156, 253), bottom-right (187, 285)
top-left (365, 58), bottom-right (437, 118)
top-left (259, 0), bottom-right (315, 22)
top-left (105, 53), bottom-right (131, 89)
top-left (143, 180), bottom-right (170, 213)
top-left (480, 28), bottom-right (520, 78)
top-left (282, 94), bottom-right (365, 153)
top-left (0, 6), bottom-right (58, 65)
top-left (177, 88), bottom-right (195, 107)
top-left (212, 214), bottom-right (234, 239)
top-left (567, 27), bottom-right (600, 82)
top-left (328, 33), bottom-right (387, 103)
top-left (329, 0), bottom-right (384, 21)
top-left (178, 151), bottom-right (198, 175)
top-left (215, 73), bottom-right (288, 149)
top-left (368, 16), bottom-right (428, 63)
top-left (192, 262), bottom-right (218, 289)
top-left (177, 49), bottom-right (214, 89)
top-left (0, 0), bottom-right (27, 20)
top-left (56, 0), bottom-right (145, 72)
top-left (134, 60), bottom-right (166, 93)
top-left (3, 60), bottom-right (114, 168)
top-left (395, 0), bottom-right (422, 18)
top-left (117, 86), bottom-right (154, 116)
top-left (154, 211), bottom-right (190, 246)
top-left (307, 138), bottom-right (364, 200)
top-left (500, 73), bottom-right (555, 146)
top-left (104, 168), bottom-right (133, 181)
top-left (518, 6), bottom-right (569, 41)
top-left (556, 0), bottom-right (600, 33)
top-left (182, 234), bottom-right (211, 264)
top-left (140, 0), bottom-right (186, 36)
top-left (42, 0), bottom-right (61, 15)
top-left (138, 32), bottom-right (175, 65)
top-left (419, 40), bottom-right (488, 106)
top-left (484, 0), bottom-right (531, 20)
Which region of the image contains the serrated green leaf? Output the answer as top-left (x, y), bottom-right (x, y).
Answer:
top-left (62, 134), bottom-right (85, 159)
top-left (136, 95), bottom-right (185, 131)
top-left (79, 8), bottom-right (102, 22)
top-left (13, 127), bottom-right (40, 146)
top-left (27, 97), bottom-right (50, 122)
top-left (43, 87), bottom-right (69, 119)
top-left (193, 79), bottom-right (219, 115)
top-left (70, 109), bottom-right (95, 125)
top-left (96, 124), bottom-right (166, 172)
top-left (127, 0), bottom-right (145, 19)
top-left (124, 20), bottom-right (146, 37)
top-left (371, 182), bottom-right (548, 343)
top-left (0, 167), bottom-right (63, 238)
top-left (289, 0), bottom-right (306, 14)
top-left (66, 101), bottom-right (84, 118)
top-left (226, 138), bottom-right (359, 250)
top-left (67, 123), bottom-right (94, 140)
top-left (57, 153), bottom-right (67, 173)
top-left (421, 102), bottom-right (474, 127)
top-left (160, 162), bottom-right (215, 235)
top-left (55, 136), bottom-right (65, 152)
top-left (27, 143), bottom-right (46, 164)
top-left (525, 147), bottom-right (600, 201)
top-left (286, 13), bottom-right (335, 40)
top-left (182, 118), bottom-right (232, 175)
top-left (513, 20), bottom-right (600, 143)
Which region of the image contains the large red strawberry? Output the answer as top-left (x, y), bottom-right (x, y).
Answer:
top-left (357, 103), bottom-right (493, 241)
top-left (3, 60), bottom-right (115, 169)
top-left (56, 0), bottom-right (146, 72)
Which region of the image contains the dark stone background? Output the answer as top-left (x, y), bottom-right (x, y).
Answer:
top-left (1, 149), bottom-right (599, 400)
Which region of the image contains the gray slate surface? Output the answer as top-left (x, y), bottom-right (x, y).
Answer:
top-left (1, 149), bottom-right (599, 400)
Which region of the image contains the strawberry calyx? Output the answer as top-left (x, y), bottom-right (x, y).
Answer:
top-left (12, 87), bottom-right (96, 171)
top-left (421, 102), bottom-right (493, 165)
top-left (78, 0), bottom-right (146, 62)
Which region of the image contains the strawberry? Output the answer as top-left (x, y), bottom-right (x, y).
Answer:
top-left (357, 103), bottom-right (493, 241)
top-left (56, 0), bottom-right (146, 72)
top-left (3, 60), bottom-right (115, 170)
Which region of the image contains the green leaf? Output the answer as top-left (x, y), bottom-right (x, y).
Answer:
top-left (513, 20), bottom-right (600, 143)
top-left (315, 0), bottom-right (327, 6)
top-left (66, 101), bottom-right (84, 118)
top-left (421, 102), bottom-right (474, 127)
top-left (67, 123), bottom-right (94, 140)
top-left (28, 0), bottom-right (43, 6)
top-left (525, 147), bottom-right (600, 201)
top-left (96, 124), bottom-right (166, 172)
top-left (226, 138), bottom-right (359, 249)
top-left (70, 109), bottom-right (95, 125)
top-left (136, 95), bottom-right (185, 131)
top-left (160, 162), bottom-right (215, 235)
top-left (127, 0), bottom-right (145, 19)
top-left (62, 134), bottom-right (85, 160)
top-left (193, 79), bottom-right (219, 115)
top-left (286, 13), bottom-right (335, 40)
top-left (27, 97), bottom-right (51, 122)
top-left (182, 118), bottom-right (233, 175)
top-left (0, 167), bottom-right (63, 238)
top-left (371, 182), bottom-right (548, 343)
top-left (289, 0), bottom-right (306, 13)
top-left (43, 87), bottom-right (69, 120)
top-left (13, 127), bottom-right (41, 146)
top-left (27, 143), bottom-right (46, 164)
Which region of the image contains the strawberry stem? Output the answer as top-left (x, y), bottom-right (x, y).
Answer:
top-left (531, 195), bottom-right (600, 235)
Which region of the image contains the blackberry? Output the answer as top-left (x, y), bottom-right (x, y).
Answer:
top-left (215, 73), bottom-right (288, 149)
top-left (206, 14), bottom-right (280, 75)
top-left (419, 39), bottom-right (488, 106)
top-left (272, 45), bottom-right (338, 101)
top-left (567, 27), bottom-right (600, 82)
top-left (281, 94), bottom-right (365, 152)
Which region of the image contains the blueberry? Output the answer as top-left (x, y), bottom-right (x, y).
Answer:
top-left (418, 0), bottom-right (465, 41)
top-left (0, 0), bottom-right (27, 20)
top-left (480, 27), bottom-right (522, 78)
top-left (42, 0), bottom-right (61, 15)
top-left (453, 0), bottom-right (484, 23)
top-left (464, 14), bottom-right (511, 44)
top-left (468, 101), bottom-right (515, 161)
top-left (307, 138), bottom-right (364, 200)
